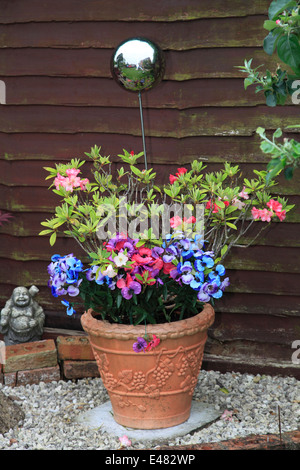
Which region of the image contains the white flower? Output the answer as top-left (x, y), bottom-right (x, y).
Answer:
top-left (102, 264), bottom-right (117, 278)
top-left (114, 252), bottom-right (129, 267)
top-left (232, 197), bottom-right (245, 210)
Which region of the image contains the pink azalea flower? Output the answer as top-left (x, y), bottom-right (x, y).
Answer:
top-left (276, 210), bottom-right (286, 221)
top-left (239, 186), bottom-right (249, 200)
top-left (267, 199), bottom-right (283, 213)
top-left (54, 173), bottom-right (66, 190)
top-left (170, 215), bottom-right (183, 228)
top-left (119, 435), bottom-right (132, 447)
top-left (79, 178), bottom-right (89, 190)
top-left (221, 410), bottom-right (234, 421)
top-left (185, 216), bottom-right (196, 224)
top-left (251, 207), bottom-right (261, 220)
top-left (65, 168), bottom-right (81, 178)
top-left (259, 208), bottom-right (273, 222)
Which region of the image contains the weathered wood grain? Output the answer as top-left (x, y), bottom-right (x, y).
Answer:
top-left (2, 132), bottom-right (299, 164)
top-left (0, 105), bottom-right (298, 137)
top-left (0, 234), bottom-right (299, 273)
top-left (1, 212), bottom-right (299, 248)
top-left (0, 17), bottom-right (266, 50)
top-left (1, 159), bottom-right (299, 198)
top-left (2, 76), bottom-right (266, 108)
top-left (0, 48), bottom-right (278, 79)
top-left (0, 0), bottom-right (270, 23)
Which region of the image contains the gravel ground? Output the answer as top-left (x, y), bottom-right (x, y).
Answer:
top-left (0, 370), bottom-right (299, 450)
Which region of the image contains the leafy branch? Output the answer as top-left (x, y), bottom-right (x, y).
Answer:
top-left (236, 0), bottom-right (300, 106)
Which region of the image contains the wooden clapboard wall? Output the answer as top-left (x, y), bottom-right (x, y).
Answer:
top-left (0, 0), bottom-right (299, 377)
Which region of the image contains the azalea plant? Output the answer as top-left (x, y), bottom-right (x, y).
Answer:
top-left (41, 145), bottom-right (293, 330)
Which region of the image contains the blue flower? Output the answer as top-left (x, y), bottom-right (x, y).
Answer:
top-left (61, 299), bottom-right (76, 316)
top-left (190, 271), bottom-right (205, 290)
top-left (194, 254), bottom-right (214, 272)
top-left (216, 264), bottom-right (226, 276)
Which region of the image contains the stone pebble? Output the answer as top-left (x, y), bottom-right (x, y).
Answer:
top-left (0, 370), bottom-right (299, 450)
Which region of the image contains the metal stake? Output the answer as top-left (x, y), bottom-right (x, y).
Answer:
top-left (138, 91), bottom-right (148, 170)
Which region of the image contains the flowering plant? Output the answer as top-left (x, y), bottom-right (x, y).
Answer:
top-left (236, 0), bottom-right (300, 106)
top-left (41, 145), bottom-right (293, 326)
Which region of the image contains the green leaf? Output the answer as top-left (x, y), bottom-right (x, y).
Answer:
top-left (49, 232), bottom-right (57, 246)
top-left (284, 166), bottom-right (294, 180)
top-left (273, 128), bottom-right (283, 139)
top-left (226, 222), bottom-right (237, 230)
top-left (268, 0), bottom-right (297, 20)
top-left (263, 20), bottom-right (278, 31)
top-left (39, 229), bottom-right (53, 236)
top-left (277, 35), bottom-right (300, 71)
top-left (244, 77), bottom-right (254, 89)
top-left (221, 245), bottom-right (228, 257)
top-left (266, 92), bottom-right (278, 107)
top-left (263, 31), bottom-right (282, 55)
top-left (116, 294), bottom-right (122, 309)
top-left (220, 387), bottom-right (230, 394)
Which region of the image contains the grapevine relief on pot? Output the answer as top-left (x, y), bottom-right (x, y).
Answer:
top-left (92, 342), bottom-right (205, 410)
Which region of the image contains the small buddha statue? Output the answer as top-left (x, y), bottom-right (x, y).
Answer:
top-left (0, 286), bottom-right (45, 345)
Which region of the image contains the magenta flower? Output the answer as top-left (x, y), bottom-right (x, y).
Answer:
top-left (121, 280), bottom-right (142, 299)
top-left (133, 337), bottom-right (148, 353)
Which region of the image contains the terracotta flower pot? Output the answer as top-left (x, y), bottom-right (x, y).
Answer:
top-left (80, 303), bottom-right (215, 430)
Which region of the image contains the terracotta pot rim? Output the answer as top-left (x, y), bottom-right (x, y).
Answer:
top-left (80, 303), bottom-right (215, 340)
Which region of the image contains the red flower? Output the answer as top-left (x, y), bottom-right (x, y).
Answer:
top-left (132, 247), bottom-right (153, 265)
top-left (170, 215), bottom-right (183, 228)
top-left (169, 174), bottom-right (178, 184)
top-left (206, 200), bottom-right (220, 213)
top-left (169, 167), bottom-right (187, 184)
top-left (163, 262), bottom-right (176, 274)
top-left (176, 168), bottom-right (187, 176)
top-left (145, 334), bottom-right (160, 352)
top-left (170, 215), bottom-right (196, 228)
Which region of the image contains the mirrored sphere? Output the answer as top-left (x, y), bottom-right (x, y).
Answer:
top-left (111, 37), bottom-right (165, 93)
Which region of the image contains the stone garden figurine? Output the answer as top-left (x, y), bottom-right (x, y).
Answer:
top-left (0, 286), bottom-right (45, 345)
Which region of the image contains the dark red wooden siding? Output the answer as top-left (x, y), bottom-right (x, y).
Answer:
top-left (0, 0), bottom-right (299, 377)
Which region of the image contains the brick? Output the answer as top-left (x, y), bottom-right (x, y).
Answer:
top-left (56, 335), bottom-right (95, 361)
top-left (62, 360), bottom-right (100, 380)
top-left (17, 365), bottom-right (61, 386)
top-left (4, 372), bottom-right (17, 387)
top-left (3, 340), bottom-right (57, 373)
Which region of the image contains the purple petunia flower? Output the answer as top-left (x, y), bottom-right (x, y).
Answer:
top-left (132, 337), bottom-right (147, 353)
top-left (121, 281), bottom-right (142, 299)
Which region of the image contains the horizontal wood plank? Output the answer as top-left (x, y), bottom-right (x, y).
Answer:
top-left (0, 105), bottom-right (299, 138)
top-left (1, 211), bottom-right (299, 248)
top-left (2, 132), bottom-right (299, 164)
top-left (0, 17), bottom-right (266, 50)
top-left (0, 47), bottom-right (278, 79)
top-left (0, 238), bottom-right (299, 278)
top-left (2, 77), bottom-right (267, 108)
top-left (1, 159), bottom-right (299, 197)
top-left (1, 0), bottom-right (270, 23)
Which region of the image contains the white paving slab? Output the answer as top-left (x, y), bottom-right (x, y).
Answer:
top-left (76, 400), bottom-right (221, 445)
